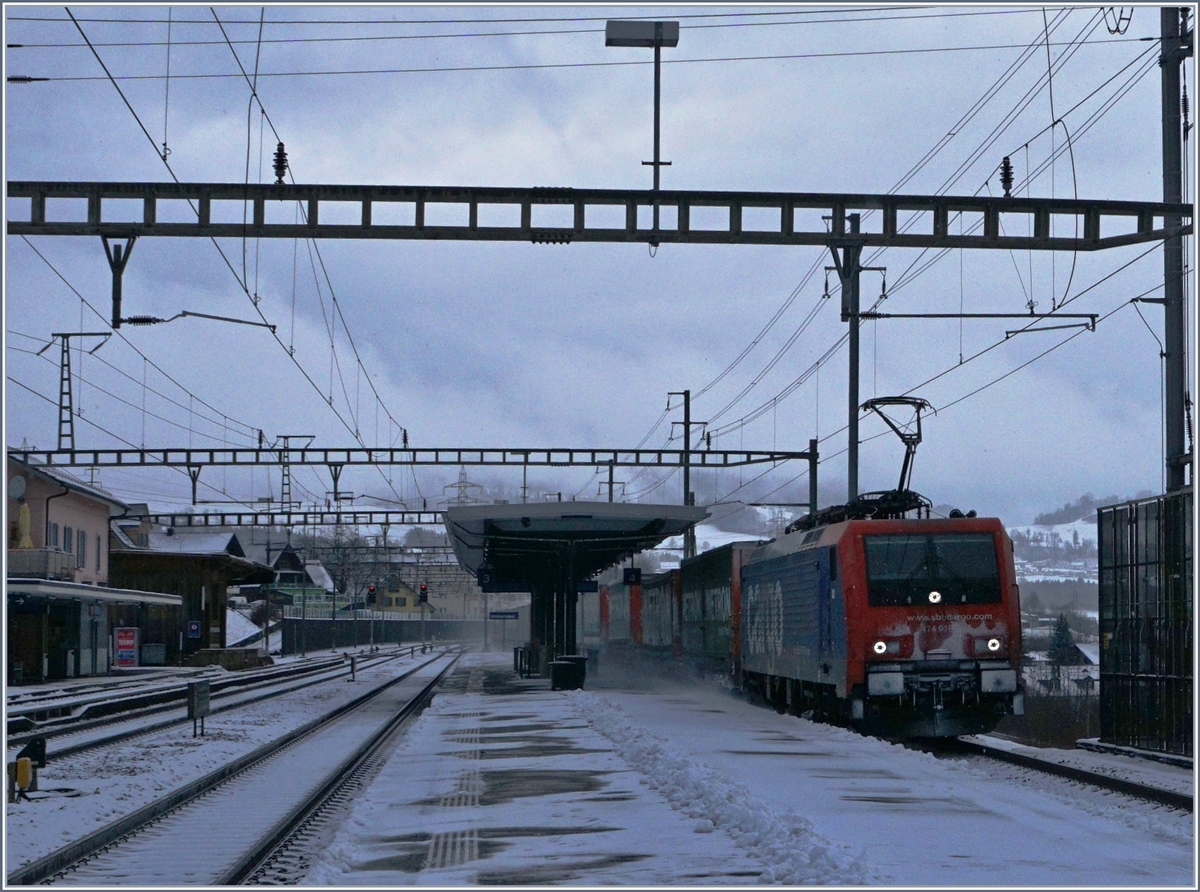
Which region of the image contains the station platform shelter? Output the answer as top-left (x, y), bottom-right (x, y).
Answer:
top-left (6, 578), bottom-right (181, 683)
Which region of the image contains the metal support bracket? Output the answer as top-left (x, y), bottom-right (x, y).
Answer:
top-left (101, 235), bottom-right (137, 329)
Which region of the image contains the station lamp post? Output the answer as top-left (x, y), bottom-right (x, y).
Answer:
top-left (605, 20), bottom-right (679, 246)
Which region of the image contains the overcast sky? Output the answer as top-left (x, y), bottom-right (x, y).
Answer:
top-left (4, 4), bottom-right (1195, 526)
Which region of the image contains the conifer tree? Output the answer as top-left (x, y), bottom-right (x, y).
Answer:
top-left (1049, 613), bottom-right (1076, 667)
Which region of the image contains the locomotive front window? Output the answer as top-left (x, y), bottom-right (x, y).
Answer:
top-left (864, 533), bottom-right (1001, 606)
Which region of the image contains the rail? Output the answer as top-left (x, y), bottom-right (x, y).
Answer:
top-left (6, 647), bottom-right (427, 761)
top-left (955, 736), bottom-right (1192, 812)
top-left (5, 648), bottom-right (457, 885)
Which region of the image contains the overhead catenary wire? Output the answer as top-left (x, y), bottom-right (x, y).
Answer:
top-left (648, 8), bottom-right (1132, 482)
top-left (14, 35), bottom-right (1148, 83)
top-left (706, 237), bottom-right (1168, 507)
top-left (208, 8), bottom-right (414, 456)
top-left (14, 9), bottom-right (1168, 515)
top-left (16, 236), bottom-right (261, 444)
top-left (688, 8), bottom-right (1095, 437)
top-left (63, 7), bottom-right (416, 507)
top-left (206, 6), bottom-right (421, 504)
top-left (710, 290), bottom-right (1153, 519)
top-left (6, 376), bottom-right (286, 510)
top-left (4, 7), bottom-right (1079, 33)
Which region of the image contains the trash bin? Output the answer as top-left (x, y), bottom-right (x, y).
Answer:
top-left (550, 655), bottom-right (587, 691)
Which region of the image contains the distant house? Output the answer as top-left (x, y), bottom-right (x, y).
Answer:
top-left (1022, 641), bottom-right (1100, 694)
top-left (376, 575), bottom-right (424, 615)
top-left (7, 458), bottom-right (180, 682)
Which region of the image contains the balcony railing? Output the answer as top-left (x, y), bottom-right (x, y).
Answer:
top-left (6, 548), bottom-right (77, 581)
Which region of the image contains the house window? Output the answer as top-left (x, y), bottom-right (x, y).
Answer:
top-left (78, 530), bottom-right (87, 568)
top-left (96, 535), bottom-right (102, 570)
top-left (63, 526), bottom-right (73, 553)
top-left (397, 596), bottom-right (407, 607)
top-left (50, 523), bottom-right (59, 549)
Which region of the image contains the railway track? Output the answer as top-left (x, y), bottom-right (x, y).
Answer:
top-left (5, 650), bottom-right (459, 886)
top-left (953, 735), bottom-right (1192, 812)
top-left (6, 646), bottom-right (426, 761)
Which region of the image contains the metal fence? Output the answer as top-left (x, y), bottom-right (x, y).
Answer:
top-left (1098, 488), bottom-right (1193, 756)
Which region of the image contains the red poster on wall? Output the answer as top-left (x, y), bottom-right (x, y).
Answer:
top-left (115, 627), bottom-right (139, 667)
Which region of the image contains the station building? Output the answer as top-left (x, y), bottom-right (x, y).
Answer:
top-left (108, 525), bottom-right (274, 662)
top-left (6, 457), bottom-right (181, 683)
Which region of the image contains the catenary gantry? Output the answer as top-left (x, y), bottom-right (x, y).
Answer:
top-left (6, 181), bottom-right (1190, 250)
top-left (8, 447), bottom-right (814, 507)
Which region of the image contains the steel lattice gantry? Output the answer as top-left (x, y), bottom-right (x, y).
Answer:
top-left (8, 179), bottom-right (1192, 515)
top-left (5, 181), bottom-right (1191, 250)
top-left (7, 447), bottom-right (813, 506)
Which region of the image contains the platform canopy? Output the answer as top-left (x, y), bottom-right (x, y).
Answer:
top-left (444, 501), bottom-right (708, 591)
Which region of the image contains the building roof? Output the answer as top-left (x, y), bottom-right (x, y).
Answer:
top-left (241, 541), bottom-right (303, 570)
top-left (304, 560), bottom-right (335, 591)
top-left (7, 455), bottom-right (129, 513)
top-left (1076, 642), bottom-right (1100, 665)
top-left (146, 529), bottom-right (246, 556)
top-left (110, 521), bottom-right (140, 549)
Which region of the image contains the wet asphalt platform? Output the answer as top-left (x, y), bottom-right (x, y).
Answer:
top-left (306, 650), bottom-right (769, 885)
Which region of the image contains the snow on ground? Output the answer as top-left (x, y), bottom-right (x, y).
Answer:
top-left (306, 652), bottom-right (1192, 886)
top-left (586, 664), bottom-right (1192, 886)
top-left (1010, 518), bottom-right (1098, 545)
top-left (573, 691), bottom-right (874, 884)
top-left (308, 653), bottom-right (868, 886)
top-left (3, 647), bottom-right (436, 873)
top-left (7, 649), bottom-right (1193, 885)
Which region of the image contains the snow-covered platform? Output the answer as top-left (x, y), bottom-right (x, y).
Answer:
top-left (307, 651), bottom-right (1193, 886)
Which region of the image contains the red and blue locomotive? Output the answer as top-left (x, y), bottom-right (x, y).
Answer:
top-left (592, 396), bottom-right (1024, 737)
top-left (738, 492), bottom-right (1024, 737)
top-left (593, 488), bottom-right (1024, 737)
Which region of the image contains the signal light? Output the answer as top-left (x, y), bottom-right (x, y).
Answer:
top-left (419, 583), bottom-right (428, 603)
top-left (367, 584), bottom-right (376, 605)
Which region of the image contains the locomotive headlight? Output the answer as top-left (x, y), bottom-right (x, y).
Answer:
top-left (987, 637), bottom-right (1002, 652)
top-left (871, 639), bottom-right (901, 656)
top-left (928, 590), bottom-right (943, 604)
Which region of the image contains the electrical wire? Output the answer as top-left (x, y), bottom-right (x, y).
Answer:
top-left (687, 10), bottom-right (1090, 438)
top-left (17, 36), bottom-right (1146, 83)
top-left (7, 376), bottom-right (272, 510)
top-left (16, 235), bottom-right (261, 443)
top-left (65, 8), bottom-right (415, 507)
top-left (4, 8), bottom-right (1064, 29)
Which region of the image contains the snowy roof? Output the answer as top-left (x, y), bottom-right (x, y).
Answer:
top-left (109, 520), bottom-right (140, 549)
top-left (1076, 642), bottom-right (1101, 665)
top-left (146, 529), bottom-right (246, 556)
top-left (657, 523), bottom-right (768, 554)
top-left (304, 560), bottom-right (335, 592)
top-left (240, 542), bottom-right (302, 569)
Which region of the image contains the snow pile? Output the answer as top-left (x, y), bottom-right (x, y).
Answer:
top-left (572, 691), bottom-right (877, 885)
